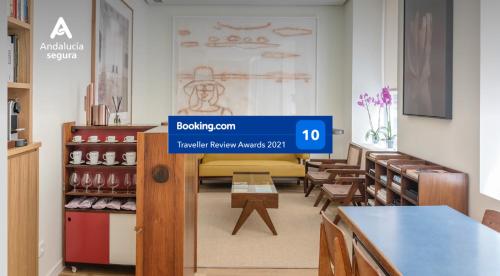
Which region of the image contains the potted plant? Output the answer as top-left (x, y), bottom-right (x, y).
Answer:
top-left (378, 87), bottom-right (397, 148)
top-left (357, 92), bottom-right (382, 144)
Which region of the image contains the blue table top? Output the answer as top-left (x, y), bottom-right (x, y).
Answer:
top-left (339, 206), bottom-right (500, 276)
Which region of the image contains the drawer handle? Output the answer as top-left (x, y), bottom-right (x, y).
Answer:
top-left (152, 165), bottom-right (169, 183)
top-left (135, 226), bottom-right (143, 233)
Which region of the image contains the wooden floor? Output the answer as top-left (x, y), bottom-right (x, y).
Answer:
top-left (60, 267), bottom-right (317, 276)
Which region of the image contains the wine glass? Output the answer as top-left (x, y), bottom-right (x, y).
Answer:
top-left (132, 173), bottom-right (137, 194)
top-left (69, 172), bottom-right (80, 192)
top-left (107, 173), bottom-right (120, 193)
top-left (81, 172), bottom-right (93, 193)
top-left (124, 173), bottom-right (131, 193)
top-left (93, 172), bottom-right (105, 193)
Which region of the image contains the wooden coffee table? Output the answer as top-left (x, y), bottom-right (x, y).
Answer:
top-left (231, 172), bottom-right (278, 235)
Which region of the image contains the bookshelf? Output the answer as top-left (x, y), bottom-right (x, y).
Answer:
top-left (364, 151), bottom-right (468, 214)
top-left (7, 0), bottom-right (33, 150)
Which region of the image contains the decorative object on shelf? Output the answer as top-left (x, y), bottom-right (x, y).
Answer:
top-left (92, 0), bottom-right (133, 124)
top-left (112, 96), bottom-right (122, 125)
top-left (403, 0), bottom-right (453, 119)
top-left (85, 83), bottom-right (95, 126)
top-left (91, 104), bottom-right (110, 126)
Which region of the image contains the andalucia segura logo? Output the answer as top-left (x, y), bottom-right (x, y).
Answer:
top-left (40, 17), bottom-right (84, 61)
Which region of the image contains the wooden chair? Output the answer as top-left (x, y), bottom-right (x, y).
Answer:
top-left (315, 169), bottom-right (366, 219)
top-left (319, 211), bottom-right (352, 276)
top-left (352, 242), bottom-right (383, 276)
top-left (482, 209), bottom-right (500, 232)
top-left (305, 143), bottom-right (363, 197)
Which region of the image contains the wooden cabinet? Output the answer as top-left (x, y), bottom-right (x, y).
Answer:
top-left (8, 143), bottom-right (40, 276)
top-left (65, 212), bottom-right (110, 264)
top-left (364, 151), bottom-right (468, 214)
top-left (136, 126), bottom-right (198, 276)
top-left (62, 122), bottom-right (154, 269)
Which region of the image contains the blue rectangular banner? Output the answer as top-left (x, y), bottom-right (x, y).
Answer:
top-left (168, 116), bottom-right (333, 154)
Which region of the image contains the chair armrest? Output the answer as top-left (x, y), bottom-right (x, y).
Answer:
top-left (310, 158), bottom-right (347, 164)
top-left (296, 154), bottom-right (310, 160)
top-left (334, 177), bottom-right (365, 184)
top-left (325, 169), bottom-right (365, 175)
top-left (319, 164), bottom-right (359, 171)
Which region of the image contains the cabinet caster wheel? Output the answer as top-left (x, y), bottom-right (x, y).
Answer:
top-left (71, 266), bottom-right (77, 273)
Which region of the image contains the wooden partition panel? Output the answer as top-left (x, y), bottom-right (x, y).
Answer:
top-left (136, 126), bottom-right (197, 276)
top-left (8, 143), bottom-right (40, 276)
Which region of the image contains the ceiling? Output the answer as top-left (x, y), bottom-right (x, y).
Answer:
top-left (144, 0), bottom-right (347, 6)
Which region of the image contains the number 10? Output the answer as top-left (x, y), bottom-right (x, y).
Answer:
top-left (302, 129), bottom-right (320, 141)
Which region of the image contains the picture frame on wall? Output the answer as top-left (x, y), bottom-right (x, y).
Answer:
top-left (92, 0), bottom-right (133, 124)
top-left (403, 0), bottom-right (453, 119)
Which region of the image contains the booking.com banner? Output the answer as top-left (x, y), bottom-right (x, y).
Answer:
top-left (168, 116), bottom-right (333, 154)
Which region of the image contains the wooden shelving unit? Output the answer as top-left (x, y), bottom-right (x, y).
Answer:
top-left (6, 2), bottom-right (41, 276)
top-left (62, 122), bottom-right (155, 268)
top-left (364, 151), bottom-right (469, 214)
top-left (7, 0), bottom-right (34, 151)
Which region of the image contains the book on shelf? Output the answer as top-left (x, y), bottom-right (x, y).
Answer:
top-left (8, 0), bottom-right (29, 22)
top-left (380, 175), bottom-right (388, 184)
top-left (7, 35), bottom-right (18, 82)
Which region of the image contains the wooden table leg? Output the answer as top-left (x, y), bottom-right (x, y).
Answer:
top-left (255, 203), bottom-right (278, 235)
top-left (232, 200), bottom-right (278, 235)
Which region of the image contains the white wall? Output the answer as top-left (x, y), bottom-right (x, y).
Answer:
top-left (350, 0), bottom-right (384, 144)
top-left (0, 0), bottom-right (8, 274)
top-left (34, 1), bottom-right (91, 274)
top-left (134, 5), bottom-right (349, 157)
top-left (397, 0), bottom-right (500, 220)
top-left (480, 0), bottom-right (500, 201)
top-left (33, 1), bottom-right (148, 275)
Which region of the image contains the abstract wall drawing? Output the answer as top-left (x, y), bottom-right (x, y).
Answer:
top-left (215, 21), bottom-right (272, 31)
top-left (273, 27), bottom-right (313, 37)
top-left (174, 17), bottom-right (317, 115)
top-left (403, 0), bottom-right (453, 119)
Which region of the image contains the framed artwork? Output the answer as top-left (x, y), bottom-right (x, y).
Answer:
top-left (403, 0), bottom-right (453, 119)
top-left (173, 16), bottom-right (317, 116)
top-left (92, 0), bottom-right (133, 124)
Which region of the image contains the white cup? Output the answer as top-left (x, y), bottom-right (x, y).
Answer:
top-left (124, 136), bottom-right (135, 142)
top-left (122, 152), bottom-right (136, 165)
top-left (88, 135), bottom-right (99, 143)
top-left (106, 136), bottom-right (117, 143)
top-left (103, 151), bottom-right (116, 165)
top-left (70, 150), bottom-right (83, 164)
top-left (86, 151), bottom-right (100, 165)
top-left (72, 135), bottom-right (83, 143)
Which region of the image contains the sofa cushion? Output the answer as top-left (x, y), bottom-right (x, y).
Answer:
top-left (199, 160), bottom-right (305, 177)
top-left (202, 154), bottom-right (299, 163)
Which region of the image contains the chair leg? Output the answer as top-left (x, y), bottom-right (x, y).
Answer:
top-left (314, 189), bottom-right (325, 206)
top-left (320, 199), bottom-right (331, 212)
top-left (304, 177), bottom-right (309, 193)
top-left (297, 178), bottom-right (301, 186)
top-left (333, 214), bottom-right (341, 225)
top-left (305, 182), bottom-right (316, 197)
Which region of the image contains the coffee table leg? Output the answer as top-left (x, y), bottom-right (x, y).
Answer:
top-left (255, 204), bottom-right (278, 235)
top-left (232, 200), bottom-right (254, 235)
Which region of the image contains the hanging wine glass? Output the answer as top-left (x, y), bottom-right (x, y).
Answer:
top-left (81, 172), bottom-right (93, 193)
top-left (93, 172), bottom-right (105, 193)
top-left (69, 172), bottom-right (80, 192)
top-left (107, 173), bottom-right (120, 194)
top-left (124, 173), bottom-right (131, 194)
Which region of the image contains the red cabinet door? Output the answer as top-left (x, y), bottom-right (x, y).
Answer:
top-left (65, 212), bottom-right (109, 264)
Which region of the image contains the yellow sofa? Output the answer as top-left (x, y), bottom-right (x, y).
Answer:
top-left (198, 154), bottom-right (309, 182)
